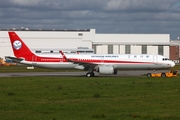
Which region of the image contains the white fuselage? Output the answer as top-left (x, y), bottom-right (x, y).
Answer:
top-left (20, 53), bottom-right (175, 70)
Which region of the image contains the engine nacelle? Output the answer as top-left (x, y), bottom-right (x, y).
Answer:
top-left (98, 65), bottom-right (117, 74)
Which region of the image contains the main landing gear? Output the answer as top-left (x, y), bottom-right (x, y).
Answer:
top-left (86, 67), bottom-right (95, 77)
top-left (86, 71), bottom-right (95, 77)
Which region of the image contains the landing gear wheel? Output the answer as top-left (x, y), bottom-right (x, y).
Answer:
top-left (86, 72), bottom-right (95, 77)
top-left (161, 73), bottom-right (166, 77)
top-left (91, 72), bottom-right (94, 77)
top-left (86, 73), bottom-right (91, 77)
top-left (147, 73), bottom-right (152, 77)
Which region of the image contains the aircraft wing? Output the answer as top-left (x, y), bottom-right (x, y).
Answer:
top-left (60, 51), bottom-right (98, 69)
top-left (5, 56), bottom-right (24, 63)
top-left (70, 59), bottom-right (99, 71)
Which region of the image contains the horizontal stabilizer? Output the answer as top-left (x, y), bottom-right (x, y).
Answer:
top-left (5, 56), bottom-right (24, 63)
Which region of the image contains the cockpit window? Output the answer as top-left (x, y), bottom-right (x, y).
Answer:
top-left (162, 58), bottom-right (169, 61)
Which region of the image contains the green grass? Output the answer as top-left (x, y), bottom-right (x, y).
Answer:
top-left (0, 76), bottom-right (180, 120)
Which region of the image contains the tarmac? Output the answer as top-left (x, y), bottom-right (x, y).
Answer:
top-left (0, 70), bottom-right (170, 77)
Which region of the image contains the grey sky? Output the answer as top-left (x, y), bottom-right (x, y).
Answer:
top-left (0, 0), bottom-right (180, 39)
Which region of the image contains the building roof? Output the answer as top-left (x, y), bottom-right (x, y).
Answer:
top-left (0, 28), bottom-right (90, 32)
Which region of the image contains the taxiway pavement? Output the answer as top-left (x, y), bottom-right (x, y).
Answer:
top-left (0, 70), bottom-right (170, 77)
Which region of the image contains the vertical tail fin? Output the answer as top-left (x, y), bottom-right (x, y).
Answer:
top-left (8, 31), bottom-right (35, 60)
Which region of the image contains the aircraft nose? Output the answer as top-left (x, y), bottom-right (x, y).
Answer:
top-left (171, 61), bottom-right (175, 67)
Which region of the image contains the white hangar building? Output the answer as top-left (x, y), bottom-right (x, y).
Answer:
top-left (0, 29), bottom-right (171, 59)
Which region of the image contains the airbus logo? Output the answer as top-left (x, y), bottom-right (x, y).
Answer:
top-left (13, 40), bottom-right (22, 50)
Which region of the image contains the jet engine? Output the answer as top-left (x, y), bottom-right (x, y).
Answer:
top-left (98, 65), bottom-right (117, 74)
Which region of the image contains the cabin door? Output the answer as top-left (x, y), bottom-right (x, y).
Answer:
top-left (32, 55), bottom-right (37, 64)
top-left (153, 55), bottom-right (158, 64)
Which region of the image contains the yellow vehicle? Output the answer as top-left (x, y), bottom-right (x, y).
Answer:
top-left (147, 70), bottom-right (178, 77)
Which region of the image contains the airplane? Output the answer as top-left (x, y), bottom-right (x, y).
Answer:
top-left (7, 31), bottom-right (175, 77)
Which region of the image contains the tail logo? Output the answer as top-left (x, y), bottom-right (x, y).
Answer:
top-left (13, 40), bottom-right (22, 50)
